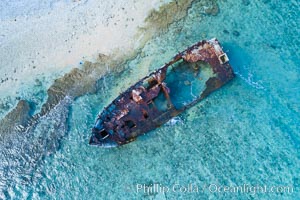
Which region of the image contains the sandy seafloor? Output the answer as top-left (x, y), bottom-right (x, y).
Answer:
top-left (0, 0), bottom-right (300, 199)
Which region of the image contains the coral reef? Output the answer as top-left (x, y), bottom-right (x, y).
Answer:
top-left (0, 100), bottom-right (33, 137)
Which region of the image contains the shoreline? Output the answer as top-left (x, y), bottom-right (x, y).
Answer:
top-left (0, 0), bottom-right (195, 132)
top-left (0, 0), bottom-right (170, 119)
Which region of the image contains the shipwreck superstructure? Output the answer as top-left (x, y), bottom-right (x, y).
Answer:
top-left (89, 38), bottom-right (234, 147)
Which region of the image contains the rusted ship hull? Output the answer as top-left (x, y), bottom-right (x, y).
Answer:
top-left (89, 38), bottom-right (234, 147)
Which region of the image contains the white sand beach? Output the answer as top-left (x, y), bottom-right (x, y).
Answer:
top-left (0, 0), bottom-right (168, 117)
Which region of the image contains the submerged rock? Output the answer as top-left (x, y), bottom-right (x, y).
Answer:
top-left (39, 54), bottom-right (121, 116)
top-left (204, 4), bottom-right (219, 16)
top-left (242, 0), bottom-right (250, 6)
top-left (192, 0), bottom-right (219, 16)
top-left (233, 30), bottom-right (240, 37)
top-left (223, 29), bottom-right (230, 34)
top-left (0, 100), bottom-right (33, 137)
top-left (144, 0), bottom-right (194, 31)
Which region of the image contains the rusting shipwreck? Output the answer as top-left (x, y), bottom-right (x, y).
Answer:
top-left (89, 38), bottom-right (234, 147)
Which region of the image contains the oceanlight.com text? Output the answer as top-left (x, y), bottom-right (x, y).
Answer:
top-left (131, 183), bottom-right (294, 195)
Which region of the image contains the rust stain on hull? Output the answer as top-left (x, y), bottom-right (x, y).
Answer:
top-left (89, 38), bottom-right (235, 147)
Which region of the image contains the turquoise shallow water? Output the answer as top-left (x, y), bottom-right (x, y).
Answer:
top-left (0, 0), bottom-right (299, 199)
